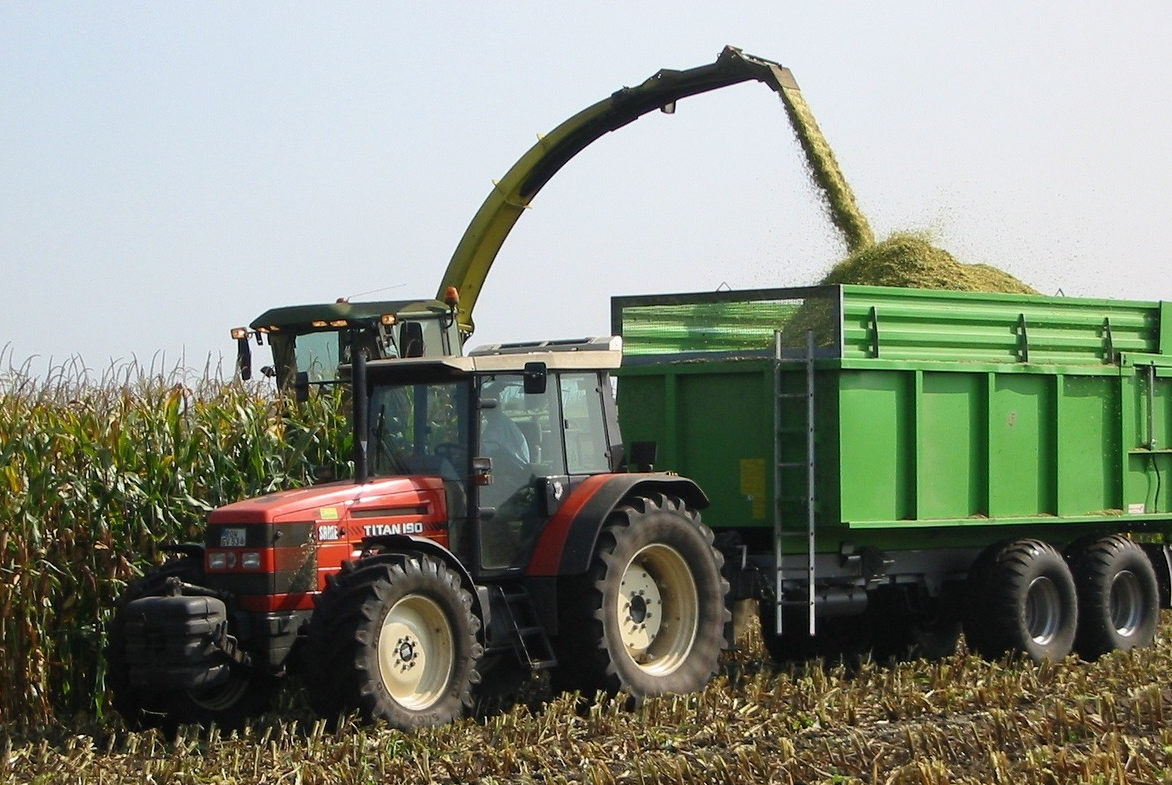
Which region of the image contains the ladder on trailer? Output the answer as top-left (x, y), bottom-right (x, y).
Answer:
top-left (773, 329), bottom-right (817, 636)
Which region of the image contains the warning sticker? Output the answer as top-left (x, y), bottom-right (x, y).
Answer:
top-left (740, 458), bottom-right (767, 520)
top-left (319, 507), bottom-right (340, 521)
top-left (1128, 503), bottom-right (1147, 515)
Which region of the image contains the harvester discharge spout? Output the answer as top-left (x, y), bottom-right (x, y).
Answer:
top-left (438, 46), bottom-right (806, 336)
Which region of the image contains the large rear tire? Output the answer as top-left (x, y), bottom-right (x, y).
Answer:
top-left (305, 553), bottom-right (482, 729)
top-left (106, 557), bottom-right (273, 731)
top-left (963, 539), bottom-right (1077, 662)
top-left (1069, 535), bottom-right (1159, 660)
top-left (553, 494), bottom-right (729, 698)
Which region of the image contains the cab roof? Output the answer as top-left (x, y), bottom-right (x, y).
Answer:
top-left (363, 336), bottom-right (622, 377)
top-left (249, 298), bottom-right (449, 331)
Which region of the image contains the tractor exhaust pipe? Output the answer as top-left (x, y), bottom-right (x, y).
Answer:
top-left (352, 345), bottom-right (369, 485)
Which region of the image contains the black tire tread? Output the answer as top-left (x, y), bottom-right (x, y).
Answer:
top-left (553, 493), bottom-right (730, 698)
top-left (1070, 534), bottom-right (1159, 660)
top-left (305, 553), bottom-right (482, 729)
top-left (963, 538), bottom-right (1077, 662)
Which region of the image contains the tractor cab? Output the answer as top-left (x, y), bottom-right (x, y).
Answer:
top-left (358, 337), bottom-right (623, 576)
top-left (231, 294), bottom-right (464, 392)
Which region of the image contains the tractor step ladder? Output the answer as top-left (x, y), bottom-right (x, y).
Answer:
top-left (773, 329), bottom-right (817, 637)
top-left (497, 585), bottom-right (558, 670)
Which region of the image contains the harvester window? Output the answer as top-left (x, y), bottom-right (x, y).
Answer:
top-left (292, 332), bottom-right (342, 383)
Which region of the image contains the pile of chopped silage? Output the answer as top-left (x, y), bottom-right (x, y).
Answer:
top-left (820, 232), bottom-right (1037, 294)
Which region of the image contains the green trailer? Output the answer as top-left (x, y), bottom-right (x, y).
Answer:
top-left (612, 284), bottom-right (1172, 662)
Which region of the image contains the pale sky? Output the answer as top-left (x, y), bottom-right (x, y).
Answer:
top-left (3, 3), bottom-right (1170, 376)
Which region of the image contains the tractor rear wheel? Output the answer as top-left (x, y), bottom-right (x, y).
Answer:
top-left (554, 494), bottom-right (729, 699)
top-left (305, 553), bottom-right (482, 729)
top-left (106, 557), bottom-right (273, 731)
top-left (1069, 535), bottom-right (1159, 660)
top-left (963, 539), bottom-right (1078, 662)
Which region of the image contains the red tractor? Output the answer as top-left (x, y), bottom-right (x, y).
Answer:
top-left (108, 338), bottom-right (729, 729)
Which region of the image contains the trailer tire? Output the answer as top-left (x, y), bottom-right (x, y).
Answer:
top-left (1070, 535), bottom-right (1159, 660)
top-left (305, 553), bottom-right (482, 729)
top-left (554, 493), bottom-right (729, 699)
top-left (106, 557), bottom-right (273, 731)
top-left (964, 539), bottom-right (1077, 662)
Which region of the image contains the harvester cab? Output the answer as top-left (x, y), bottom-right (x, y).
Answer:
top-left (231, 291), bottom-right (463, 392)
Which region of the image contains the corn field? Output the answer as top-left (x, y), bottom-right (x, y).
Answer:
top-left (7, 354), bottom-right (1172, 783)
top-left (0, 352), bottom-right (349, 728)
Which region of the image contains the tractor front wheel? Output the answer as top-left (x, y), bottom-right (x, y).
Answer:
top-left (305, 553), bottom-right (482, 729)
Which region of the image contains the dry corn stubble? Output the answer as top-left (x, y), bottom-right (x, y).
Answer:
top-left (4, 614), bottom-right (1172, 784)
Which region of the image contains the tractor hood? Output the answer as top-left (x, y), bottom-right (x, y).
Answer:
top-left (208, 476), bottom-right (449, 526)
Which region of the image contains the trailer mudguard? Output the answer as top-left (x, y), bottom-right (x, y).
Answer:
top-left (526, 473), bottom-right (709, 578)
top-left (439, 46), bottom-right (796, 334)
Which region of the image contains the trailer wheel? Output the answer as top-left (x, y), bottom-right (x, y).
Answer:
top-left (305, 553), bottom-right (482, 729)
top-left (964, 539), bottom-right (1077, 662)
top-left (1070, 535), bottom-right (1159, 660)
top-left (106, 557), bottom-right (273, 731)
top-left (554, 494), bottom-right (729, 699)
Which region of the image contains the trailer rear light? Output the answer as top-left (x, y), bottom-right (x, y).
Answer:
top-left (241, 552), bottom-right (262, 570)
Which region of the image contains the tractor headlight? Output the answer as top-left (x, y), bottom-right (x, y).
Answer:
top-left (208, 552), bottom-right (228, 570)
top-left (241, 552), bottom-right (262, 570)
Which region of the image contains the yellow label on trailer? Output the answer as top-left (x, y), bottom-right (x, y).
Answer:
top-left (740, 458), bottom-right (767, 520)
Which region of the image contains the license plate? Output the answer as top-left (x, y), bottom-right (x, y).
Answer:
top-left (220, 527), bottom-right (247, 547)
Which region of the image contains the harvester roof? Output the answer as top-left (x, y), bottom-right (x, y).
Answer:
top-left (249, 298), bottom-right (449, 332)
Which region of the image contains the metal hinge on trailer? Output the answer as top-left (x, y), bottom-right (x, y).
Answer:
top-left (772, 329), bottom-right (817, 638)
top-left (496, 585), bottom-right (557, 670)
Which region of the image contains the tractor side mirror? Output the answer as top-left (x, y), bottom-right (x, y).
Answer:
top-left (630, 441), bottom-right (657, 472)
top-left (523, 361), bottom-right (547, 395)
top-left (235, 336), bottom-right (252, 381)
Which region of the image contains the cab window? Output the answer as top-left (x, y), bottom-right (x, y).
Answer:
top-left (559, 372), bottom-right (610, 474)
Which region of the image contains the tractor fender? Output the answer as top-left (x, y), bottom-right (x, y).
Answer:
top-left (526, 473), bottom-right (709, 578)
top-left (359, 534), bottom-right (486, 622)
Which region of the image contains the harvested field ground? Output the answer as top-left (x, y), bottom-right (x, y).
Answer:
top-left (5, 615), bottom-right (1172, 785)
